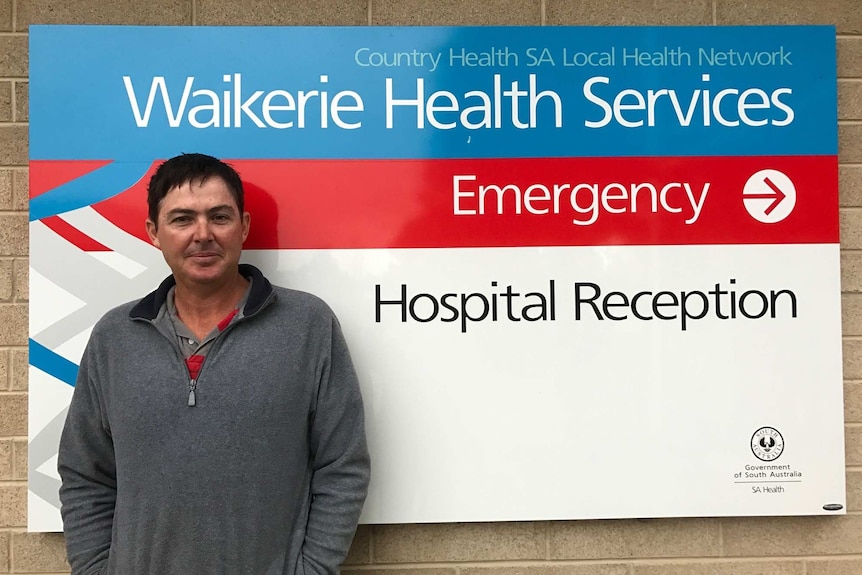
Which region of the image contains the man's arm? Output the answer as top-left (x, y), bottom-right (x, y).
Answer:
top-left (302, 315), bottom-right (371, 575)
top-left (58, 346), bottom-right (116, 575)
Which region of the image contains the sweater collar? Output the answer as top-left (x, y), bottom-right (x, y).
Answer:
top-left (130, 264), bottom-right (274, 321)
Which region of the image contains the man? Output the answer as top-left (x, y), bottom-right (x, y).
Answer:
top-left (58, 153), bottom-right (370, 575)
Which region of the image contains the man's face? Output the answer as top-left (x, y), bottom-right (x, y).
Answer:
top-left (146, 177), bottom-right (250, 288)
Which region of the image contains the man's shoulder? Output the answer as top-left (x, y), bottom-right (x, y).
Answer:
top-left (269, 285), bottom-right (337, 321)
top-left (90, 298), bottom-right (147, 335)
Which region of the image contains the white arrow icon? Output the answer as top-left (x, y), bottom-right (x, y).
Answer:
top-left (743, 169), bottom-right (796, 224)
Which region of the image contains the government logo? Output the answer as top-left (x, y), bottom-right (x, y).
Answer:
top-left (751, 427), bottom-right (784, 461)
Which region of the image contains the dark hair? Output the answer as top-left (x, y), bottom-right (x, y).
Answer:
top-left (147, 153), bottom-right (244, 226)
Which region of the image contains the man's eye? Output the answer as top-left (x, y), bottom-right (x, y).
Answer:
top-left (212, 214), bottom-right (231, 222)
top-left (172, 216), bottom-right (191, 224)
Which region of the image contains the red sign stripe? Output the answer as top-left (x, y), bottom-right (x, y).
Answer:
top-left (90, 156), bottom-right (838, 250)
top-left (41, 215), bottom-right (111, 252)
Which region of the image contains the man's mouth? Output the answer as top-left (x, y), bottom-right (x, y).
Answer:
top-left (188, 252), bottom-right (221, 260)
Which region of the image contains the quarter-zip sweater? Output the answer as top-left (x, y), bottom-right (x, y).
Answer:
top-left (58, 265), bottom-right (370, 575)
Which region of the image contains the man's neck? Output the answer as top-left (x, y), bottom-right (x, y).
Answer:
top-left (173, 273), bottom-right (249, 340)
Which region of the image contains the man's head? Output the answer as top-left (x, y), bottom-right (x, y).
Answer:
top-left (147, 153), bottom-right (244, 227)
top-left (145, 154), bottom-right (250, 289)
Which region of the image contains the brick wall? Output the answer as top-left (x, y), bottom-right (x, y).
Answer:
top-left (2, 0), bottom-right (861, 573)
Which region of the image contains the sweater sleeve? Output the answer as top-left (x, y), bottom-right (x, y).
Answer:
top-left (301, 315), bottom-right (371, 575)
top-left (58, 343), bottom-right (116, 575)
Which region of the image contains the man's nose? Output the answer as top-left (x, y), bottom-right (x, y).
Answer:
top-left (192, 218), bottom-right (214, 241)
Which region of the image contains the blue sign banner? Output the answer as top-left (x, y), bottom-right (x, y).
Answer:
top-left (30, 26), bottom-right (836, 160)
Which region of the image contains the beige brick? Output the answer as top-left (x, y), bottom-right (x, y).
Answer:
top-left (373, 0), bottom-right (540, 25)
top-left (0, 214), bottom-right (28, 255)
top-left (716, 0), bottom-right (862, 32)
top-left (847, 470), bottom-right (862, 512)
top-left (0, 81), bottom-right (10, 122)
top-left (838, 38), bottom-right (862, 78)
top-left (374, 522), bottom-right (545, 563)
top-left (13, 258), bottom-right (26, 302)
top-left (0, 171), bottom-right (11, 210)
top-left (0, 305), bottom-right (27, 346)
top-left (0, 125), bottom-right (27, 166)
top-left (0, 486), bottom-right (26, 527)
top-left (809, 558), bottom-right (862, 574)
top-left (0, 534), bottom-right (7, 571)
top-left (844, 339), bottom-right (862, 379)
top-left (12, 439), bottom-right (25, 480)
top-left (12, 531), bottom-right (69, 572)
top-left (0, 267), bottom-right (11, 308)
top-left (846, 380), bottom-right (862, 422)
top-left (344, 525), bottom-right (370, 565)
top-left (14, 81), bottom-right (27, 123)
top-left (840, 209), bottom-right (861, 249)
top-left (0, 439), bottom-right (11, 479)
top-left (550, 518), bottom-right (719, 560)
top-left (841, 251), bottom-right (862, 293)
top-left (722, 515), bottom-right (862, 555)
top-left (839, 82), bottom-right (862, 121)
top-left (0, 393), bottom-right (26, 435)
top-left (846, 424), bottom-right (862, 465)
top-left (0, 259), bottom-right (12, 301)
top-left (842, 293), bottom-right (862, 336)
top-left (10, 348), bottom-right (27, 391)
top-left (547, 0), bottom-right (711, 25)
top-left (464, 566), bottom-right (628, 575)
top-left (17, 0), bottom-right (190, 29)
top-left (11, 169), bottom-right (27, 211)
top-left (0, 532), bottom-right (9, 571)
top-left (0, 0), bottom-right (10, 31)
top-left (0, 349), bottom-right (8, 390)
top-left (197, 0), bottom-right (366, 25)
top-left (839, 125), bottom-right (862, 164)
top-left (0, 36), bottom-right (27, 77)
top-left (634, 561), bottom-right (802, 575)
top-left (840, 166), bottom-right (862, 208)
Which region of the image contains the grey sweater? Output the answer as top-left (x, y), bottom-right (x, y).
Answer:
top-left (58, 265), bottom-right (370, 575)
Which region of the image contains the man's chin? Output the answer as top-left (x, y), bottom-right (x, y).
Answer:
top-left (187, 254), bottom-right (222, 265)
top-left (180, 265), bottom-right (229, 285)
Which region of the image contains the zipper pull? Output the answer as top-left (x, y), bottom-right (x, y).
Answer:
top-left (188, 379), bottom-right (197, 407)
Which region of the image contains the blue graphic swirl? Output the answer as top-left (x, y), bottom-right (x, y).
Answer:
top-left (30, 162), bottom-right (151, 221)
top-left (29, 339), bottom-right (78, 387)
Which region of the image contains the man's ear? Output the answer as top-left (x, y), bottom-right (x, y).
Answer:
top-left (241, 212), bottom-right (251, 243)
top-left (145, 219), bottom-right (161, 248)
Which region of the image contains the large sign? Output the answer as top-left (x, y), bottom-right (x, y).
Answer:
top-left (28, 26), bottom-right (843, 531)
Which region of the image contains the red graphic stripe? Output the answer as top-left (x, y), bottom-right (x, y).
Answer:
top-left (29, 160), bottom-right (113, 199)
top-left (41, 215), bottom-right (111, 252)
top-left (92, 155), bottom-right (839, 249)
